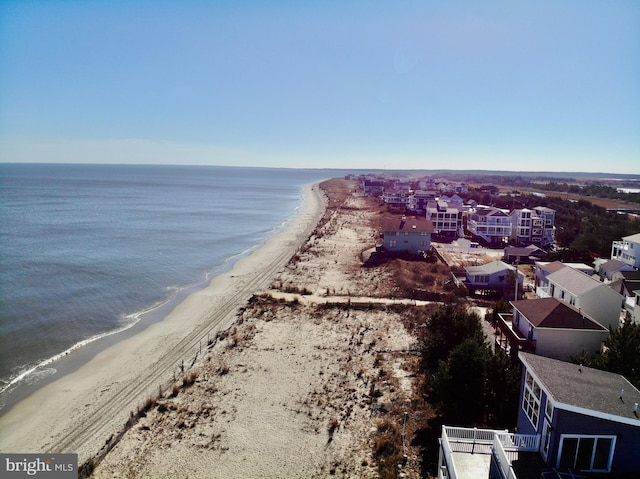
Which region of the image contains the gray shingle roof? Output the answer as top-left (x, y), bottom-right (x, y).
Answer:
top-left (465, 260), bottom-right (514, 275)
top-left (547, 266), bottom-right (602, 296)
top-left (599, 259), bottom-right (631, 275)
top-left (520, 352), bottom-right (640, 424)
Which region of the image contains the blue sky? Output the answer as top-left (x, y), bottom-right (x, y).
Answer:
top-left (1, 1), bottom-right (639, 173)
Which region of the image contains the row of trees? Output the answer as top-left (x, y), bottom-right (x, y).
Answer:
top-left (420, 304), bottom-right (521, 428)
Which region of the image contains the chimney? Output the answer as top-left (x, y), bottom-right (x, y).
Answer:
top-left (620, 389), bottom-right (625, 402)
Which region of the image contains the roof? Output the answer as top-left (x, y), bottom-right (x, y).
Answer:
top-left (547, 267), bottom-right (602, 296)
top-left (538, 261), bottom-right (567, 275)
top-left (475, 206), bottom-right (509, 217)
top-left (618, 270), bottom-right (640, 281)
top-left (520, 352), bottom-right (640, 426)
top-left (505, 245), bottom-right (544, 257)
top-left (380, 216), bottom-right (434, 234)
top-left (534, 206), bottom-right (555, 213)
top-left (622, 232), bottom-right (640, 243)
top-left (599, 259), bottom-right (633, 275)
top-left (511, 298), bottom-right (607, 330)
top-left (465, 260), bottom-right (515, 275)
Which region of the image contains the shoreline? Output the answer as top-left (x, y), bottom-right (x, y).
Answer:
top-left (0, 186), bottom-right (309, 413)
top-left (0, 182), bottom-right (327, 460)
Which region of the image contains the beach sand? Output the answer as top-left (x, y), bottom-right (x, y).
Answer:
top-left (88, 179), bottom-right (424, 478)
top-left (0, 183), bottom-right (326, 461)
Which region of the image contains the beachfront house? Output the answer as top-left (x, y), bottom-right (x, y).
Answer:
top-left (536, 266), bottom-right (623, 330)
top-left (381, 188), bottom-right (410, 208)
top-left (464, 260), bottom-right (524, 297)
top-left (380, 216), bottom-right (433, 256)
top-left (437, 352), bottom-right (640, 479)
top-left (466, 206), bottom-right (512, 245)
top-left (611, 233), bottom-right (640, 269)
top-left (426, 200), bottom-right (463, 238)
top-left (495, 297), bottom-right (609, 361)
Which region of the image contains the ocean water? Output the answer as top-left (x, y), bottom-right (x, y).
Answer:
top-left (0, 164), bottom-right (343, 403)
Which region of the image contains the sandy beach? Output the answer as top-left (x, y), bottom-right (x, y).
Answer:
top-left (2, 179), bottom-right (429, 478)
top-left (86, 179), bottom-right (427, 478)
top-left (0, 182), bottom-right (326, 461)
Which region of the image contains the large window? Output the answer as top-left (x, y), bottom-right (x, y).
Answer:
top-left (558, 435), bottom-right (616, 472)
top-left (522, 370), bottom-right (542, 429)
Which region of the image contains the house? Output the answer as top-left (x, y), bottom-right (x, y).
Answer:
top-left (535, 261), bottom-right (595, 290)
top-left (517, 352), bottom-right (640, 476)
top-left (464, 260), bottom-right (524, 297)
top-left (408, 190), bottom-right (437, 213)
top-left (381, 188), bottom-right (409, 208)
top-left (510, 208), bottom-right (545, 246)
top-left (437, 352), bottom-right (640, 479)
top-left (503, 245), bottom-right (544, 264)
top-left (608, 271), bottom-right (640, 323)
top-left (426, 200), bottom-right (463, 238)
top-left (380, 216), bottom-right (433, 255)
top-left (536, 266), bottom-right (623, 330)
top-left (363, 179), bottom-right (384, 197)
top-left (495, 297), bottom-right (609, 361)
top-left (467, 206), bottom-right (512, 244)
top-left (533, 206), bottom-right (556, 247)
top-left (611, 233), bottom-right (640, 269)
top-left (597, 259), bottom-right (635, 281)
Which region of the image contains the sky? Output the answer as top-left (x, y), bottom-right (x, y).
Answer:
top-left (1, 0), bottom-right (639, 173)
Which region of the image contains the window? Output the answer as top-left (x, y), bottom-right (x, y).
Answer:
top-left (558, 435), bottom-right (615, 472)
top-left (545, 398), bottom-right (554, 420)
top-left (389, 240), bottom-right (397, 248)
top-left (522, 370), bottom-right (542, 429)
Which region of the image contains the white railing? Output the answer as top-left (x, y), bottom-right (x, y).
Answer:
top-left (495, 432), bottom-right (540, 451)
top-left (493, 437), bottom-right (518, 479)
top-left (443, 426), bottom-right (500, 444)
top-left (441, 426), bottom-right (539, 479)
top-left (440, 427), bottom-right (459, 479)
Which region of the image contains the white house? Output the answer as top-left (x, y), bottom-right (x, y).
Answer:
top-left (537, 266), bottom-right (623, 330)
top-left (611, 232), bottom-right (640, 269)
top-left (467, 206), bottom-right (512, 244)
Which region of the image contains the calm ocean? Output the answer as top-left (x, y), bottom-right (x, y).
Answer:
top-left (0, 164), bottom-right (345, 405)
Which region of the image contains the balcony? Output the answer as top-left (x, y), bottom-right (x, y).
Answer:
top-left (495, 314), bottom-right (536, 355)
top-left (536, 286), bottom-right (552, 298)
top-left (438, 426), bottom-right (540, 479)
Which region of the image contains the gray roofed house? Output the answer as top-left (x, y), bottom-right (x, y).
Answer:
top-left (464, 260), bottom-right (525, 297)
top-left (516, 352), bottom-right (640, 476)
top-left (538, 266), bottom-right (623, 330)
top-left (597, 258), bottom-right (635, 281)
top-left (503, 244), bottom-right (545, 264)
top-left (437, 352), bottom-right (640, 478)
